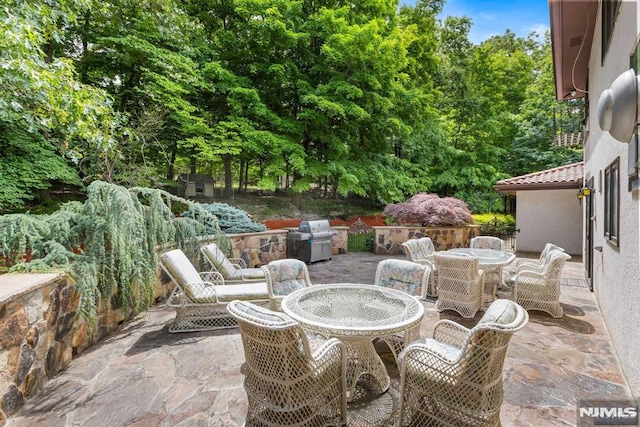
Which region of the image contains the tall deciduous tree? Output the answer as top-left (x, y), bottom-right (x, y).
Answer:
top-left (0, 1), bottom-right (117, 211)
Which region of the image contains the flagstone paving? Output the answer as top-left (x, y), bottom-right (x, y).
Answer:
top-left (5, 252), bottom-right (633, 427)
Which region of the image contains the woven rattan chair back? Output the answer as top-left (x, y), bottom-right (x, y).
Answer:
top-left (398, 299), bottom-right (529, 427)
top-left (470, 236), bottom-right (504, 251)
top-left (515, 243), bottom-right (565, 273)
top-left (373, 259), bottom-right (430, 365)
top-left (434, 252), bottom-right (484, 318)
top-left (374, 259), bottom-right (431, 300)
top-left (401, 239), bottom-right (437, 297)
top-left (417, 237), bottom-right (435, 257)
top-left (401, 237), bottom-right (435, 262)
top-left (261, 258), bottom-right (312, 311)
top-left (511, 249), bottom-right (571, 318)
top-left (227, 300), bottom-right (347, 427)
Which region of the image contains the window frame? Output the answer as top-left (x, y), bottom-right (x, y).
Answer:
top-left (604, 157), bottom-right (620, 246)
top-left (195, 182), bottom-right (205, 194)
top-left (602, 0), bottom-right (621, 63)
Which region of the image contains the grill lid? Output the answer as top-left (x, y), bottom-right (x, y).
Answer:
top-left (288, 220), bottom-right (336, 241)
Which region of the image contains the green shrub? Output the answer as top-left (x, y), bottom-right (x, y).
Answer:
top-left (473, 214), bottom-right (516, 234)
top-left (383, 193), bottom-right (474, 226)
top-left (182, 203), bottom-right (267, 234)
top-left (0, 181), bottom-right (227, 326)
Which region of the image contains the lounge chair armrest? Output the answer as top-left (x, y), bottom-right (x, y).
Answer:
top-left (183, 281), bottom-right (222, 303)
top-left (199, 271), bottom-right (225, 284)
top-left (432, 319), bottom-right (469, 347)
top-left (400, 341), bottom-right (461, 368)
top-left (228, 258), bottom-right (247, 269)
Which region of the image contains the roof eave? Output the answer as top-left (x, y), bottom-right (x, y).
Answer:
top-left (549, 0), bottom-right (598, 101)
top-left (495, 181), bottom-right (582, 193)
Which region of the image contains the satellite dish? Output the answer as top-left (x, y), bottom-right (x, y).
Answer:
top-left (597, 69), bottom-right (640, 143)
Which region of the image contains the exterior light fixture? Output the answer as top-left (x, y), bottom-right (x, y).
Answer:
top-left (577, 186), bottom-right (593, 200)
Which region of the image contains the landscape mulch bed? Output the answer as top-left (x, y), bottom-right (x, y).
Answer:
top-left (262, 214), bottom-right (386, 230)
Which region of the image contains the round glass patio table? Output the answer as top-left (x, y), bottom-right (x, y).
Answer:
top-left (281, 283), bottom-right (424, 401)
top-left (444, 247), bottom-right (515, 267)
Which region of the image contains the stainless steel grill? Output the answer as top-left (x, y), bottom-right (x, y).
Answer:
top-left (287, 220), bottom-right (337, 263)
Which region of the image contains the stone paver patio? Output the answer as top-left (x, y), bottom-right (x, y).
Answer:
top-left (5, 252), bottom-right (633, 426)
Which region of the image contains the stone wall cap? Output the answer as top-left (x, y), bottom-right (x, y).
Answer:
top-left (0, 273), bottom-right (62, 304)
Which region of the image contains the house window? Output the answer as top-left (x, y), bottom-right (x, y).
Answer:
top-left (195, 182), bottom-right (205, 194)
top-left (602, 0), bottom-right (620, 63)
top-left (604, 157), bottom-right (620, 245)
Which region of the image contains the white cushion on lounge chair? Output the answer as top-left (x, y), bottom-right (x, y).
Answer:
top-left (201, 243), bottom-right (238, 278)
top-left (215, 282), bottom-right (269, 302)
top-left (237, 268), bottom-right (266, 280)
top-left (160, 249), bottom-right (203, 284)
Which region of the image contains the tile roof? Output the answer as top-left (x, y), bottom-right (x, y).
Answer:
top-left (495, 161), bottom-right (583, 192)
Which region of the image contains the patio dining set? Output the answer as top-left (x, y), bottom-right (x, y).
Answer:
top-left (158, 236), bottom-right (572, 426)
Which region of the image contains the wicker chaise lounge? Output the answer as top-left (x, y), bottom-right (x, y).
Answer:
top-left (159, 249), bottom-right (269, 332)
top-left (200, 242), bottom-right (266, 282)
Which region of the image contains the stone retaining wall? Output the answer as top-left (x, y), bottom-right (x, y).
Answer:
top-left (225, 229), bottom-right (288, 267)
top-left (224, 227), bottom-right (348, 265)
top-left (0, 273), bottom-right (174, 424)
top-left (373, 225), bottom-right (481, 255)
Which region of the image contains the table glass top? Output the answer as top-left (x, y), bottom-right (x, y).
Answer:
top-left (282, 284), bottom-right (424, 335)
top-left (444, 248), bottom-right (515, 266)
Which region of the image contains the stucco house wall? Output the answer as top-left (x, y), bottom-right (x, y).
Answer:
top-left (515, 189), bottom-right (582, 255)
top-left (584, 0), bottom-right (640, 398)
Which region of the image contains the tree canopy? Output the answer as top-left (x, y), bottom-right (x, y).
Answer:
top-left (0, 0), bottom-right (582, 213)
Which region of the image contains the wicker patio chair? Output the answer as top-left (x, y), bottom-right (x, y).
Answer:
top-left (509, 249), bottom-right (571, 318)
top-left (261, 258), bottom-right (312, 311)
top-left (401, 238), bottom-right (437, 297)
top-left (159, 249), bottom-right (269, 332)
top-left (227, 300), bottom-right (347, 427)
top-left (514, 243), bottom-right (565, 273)
top-left (373, 258), bottom-right (431, 364)
top-left (201, 242), bottom-right (266, 282)
top-left (434, 252), bottom-right (484, 318)
top-left (470, 236), bottom-right (505, 292)
top-left (374, 258), bottom-right (431, 300)
top-left (397, 299), bottom-right (529, 427)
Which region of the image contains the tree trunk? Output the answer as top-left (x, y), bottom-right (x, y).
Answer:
top-left (291, 191), bottom-right (302, 208)
top-left (166, 143), bottom-right (177, 180)
top-left (238, 160), bottom-right (245, 193)
top-left (244, 161), bottom-right (249, 191)
top-left (223, 154), bottom-right (233, 199)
